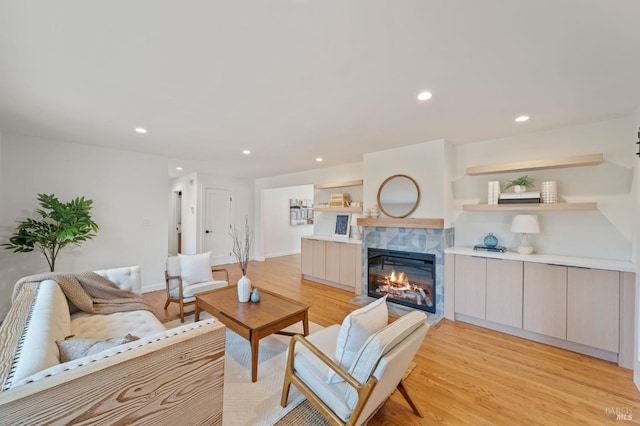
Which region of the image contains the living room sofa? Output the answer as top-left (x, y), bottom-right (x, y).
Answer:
top-left (0, 265), bottom-right (226, 425)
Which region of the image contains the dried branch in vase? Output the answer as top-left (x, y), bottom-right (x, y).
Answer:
top-left (230, 216), bottom-right (253, 276)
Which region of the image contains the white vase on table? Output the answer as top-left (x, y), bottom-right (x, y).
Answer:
top-left (237, 275), bottom-right (251, 302)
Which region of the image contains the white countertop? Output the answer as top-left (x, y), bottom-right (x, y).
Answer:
top-left (445, 246), bottom-right (636, 273)
top-left (302, 235), bottom-right (363, 245)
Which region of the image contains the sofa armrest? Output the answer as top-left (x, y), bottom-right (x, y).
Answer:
top-left (0, 319), bottom-right (226, 425)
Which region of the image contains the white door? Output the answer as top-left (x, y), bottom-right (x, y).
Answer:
top-left (204, 188), bottom-right (232, 265)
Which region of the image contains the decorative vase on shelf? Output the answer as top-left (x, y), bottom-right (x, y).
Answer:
top-left (513, 185), bottom-right (526, 193)
top-left (483, 233), bottom-right (498, 248)
top-left (237, 275), bottom-right (251, 302)
top-left (250, 287), bottom-right (261, 302)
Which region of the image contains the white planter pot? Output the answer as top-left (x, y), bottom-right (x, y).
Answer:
top-left (237, 275), bottom-right (251, 303)
top-left (513, 185), bottom-right (526, 193)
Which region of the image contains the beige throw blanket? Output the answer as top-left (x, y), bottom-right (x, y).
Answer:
top-left (12, 271), bottom-right (150, 314)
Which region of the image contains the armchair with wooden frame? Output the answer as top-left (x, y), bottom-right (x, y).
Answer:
top-left (165, 254), bottom-right (229, 322)
top-left (281, 310), bottom-right (428, 426)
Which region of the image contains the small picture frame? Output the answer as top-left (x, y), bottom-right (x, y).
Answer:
top-left (333, 214), bottom-right (351, 238)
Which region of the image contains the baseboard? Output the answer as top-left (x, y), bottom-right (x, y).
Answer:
top-left (264, 251), bottom-right (300, 259)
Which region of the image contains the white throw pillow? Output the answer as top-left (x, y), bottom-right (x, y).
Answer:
top-left (327, 296), bottom-right (388, 384)
top-left (178, 252), bottom-right (212, 285)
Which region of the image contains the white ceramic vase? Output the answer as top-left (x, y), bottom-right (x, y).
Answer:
top-left (237, 275), bottom-right (251, 302)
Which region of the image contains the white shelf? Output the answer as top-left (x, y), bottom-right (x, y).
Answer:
top-left (462, 202), bottom-right (597, 212)
top-left (314, 206), bottom-right (363, 213)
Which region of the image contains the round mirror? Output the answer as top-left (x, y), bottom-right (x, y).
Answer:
top-left (377, 174), bottom-right (420, 218)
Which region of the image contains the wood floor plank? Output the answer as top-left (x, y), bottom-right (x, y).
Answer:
top-left (142, 254), bottom-right (640, 425)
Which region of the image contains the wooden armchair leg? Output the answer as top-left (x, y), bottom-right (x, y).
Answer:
top-left (397, 380), bottom-right (423, 418)
top-left (280, 372), bottom-right (292, 407)
top-left (164, 299), bottom-right (170, 309)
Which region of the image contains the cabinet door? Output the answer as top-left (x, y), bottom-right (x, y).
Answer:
top-left (312, 240), bottom-right (326, 279)
top-left (325, 241), bottom-right (341, 283)
top-left (454, 255), bottom-right (486, 319)
top-left (486, 259), bottom-right (523, 328)
top-left (567, 268), bottom-right (619, 352)
top-left (339, 243), bottom-right (357, 290)
top-left (523, 263), bottom-right (567, 339)
top-left (301, 238), bottom-right (314, 276)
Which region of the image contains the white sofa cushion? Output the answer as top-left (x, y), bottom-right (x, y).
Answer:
top-left (178, 252), bottom-right (212, 285)
top-left (71, 310), bottom-right (166, 340)
top-left (328, 296), bottom-right (387, 384)
top-left (93, 265), bottom-right (141, 294)
top-left (8, 280), bottom-right (71, 387)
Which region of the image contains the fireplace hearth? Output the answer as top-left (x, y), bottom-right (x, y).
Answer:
top-left (367, 248), bottom-right (435, 313)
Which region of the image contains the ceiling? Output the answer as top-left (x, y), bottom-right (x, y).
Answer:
top-left (0, 1), bottom-right (639, 179)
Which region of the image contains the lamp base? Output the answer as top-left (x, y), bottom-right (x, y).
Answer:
top-left (517, 233), bottom-right (534, 254)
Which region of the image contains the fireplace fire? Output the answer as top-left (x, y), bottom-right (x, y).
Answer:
top-left (368, 249), bottom-right (435, 313)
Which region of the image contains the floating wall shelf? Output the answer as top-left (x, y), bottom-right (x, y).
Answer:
top-left (462, 202), bottom-right (597, 212)
top-left (465, 153), bottom-right (604, 176)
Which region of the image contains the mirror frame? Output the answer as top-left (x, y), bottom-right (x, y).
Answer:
top-left (376, 174), bottom-right (421, 218)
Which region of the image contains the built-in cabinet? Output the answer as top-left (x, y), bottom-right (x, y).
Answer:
top-left (301, 237), bottom-right (362, 293)
top-left (447, 250), bottom-right (635, 368)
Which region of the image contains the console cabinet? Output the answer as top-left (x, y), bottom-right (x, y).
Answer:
top-left (301, 237), bottom-right (361, 293)
top-left (447, 251), bottom-right (634, 367)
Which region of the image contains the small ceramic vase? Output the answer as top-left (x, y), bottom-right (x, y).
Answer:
top-left (250, 287), bottom-right (261, 302)
top-left (237, 275), bottom-right (251, 302)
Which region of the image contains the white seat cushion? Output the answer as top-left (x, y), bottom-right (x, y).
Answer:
top-left (293, 325), bottom-right (352, 422)
top-left (178, 252), bottom-right (212, 284)
top-left (168, 280), bottom-right (228, 300)
top-left (71, 310), bottom-right (166, 340)
top-left (345, 310), bottom-right (427, 409)
top-left (328, 296), bottom-right (387, 383)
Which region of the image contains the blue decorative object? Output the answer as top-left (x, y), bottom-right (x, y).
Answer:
top-left (250, 287), bottom-right (261, 303)
top-left (483, 233), bottom-right (498, 248)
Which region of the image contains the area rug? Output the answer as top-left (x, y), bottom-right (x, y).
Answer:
top-left (164, 312), bottom-right (322, 425)
top-left (274, 362), bottom-right (417, 425)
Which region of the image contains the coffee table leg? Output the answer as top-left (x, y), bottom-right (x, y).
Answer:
top-left (303, 310), bottom-right (309, 336)
top-left (195, 304), bottom-right (200, 322)
top-left (251, 332), bottom-right (259, 382)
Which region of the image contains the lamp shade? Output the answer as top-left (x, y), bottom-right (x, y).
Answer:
top-left (510, 215), bottom-right (540, 234)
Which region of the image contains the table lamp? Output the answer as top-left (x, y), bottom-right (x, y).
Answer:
top-left (510, 214), bottom-right (540, 254)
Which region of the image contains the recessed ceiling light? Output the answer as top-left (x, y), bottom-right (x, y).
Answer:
top-left (515, 116), bottom-right (530, 122)
top-left (135, 127), bottom-right (147, 134)
top-left (242, 150), bottom-right (251, 155)
top-left (417, 91), bottom-right (432, 101)
top-left (316, 157), bottom-right (323, 162)
top-left (176, 167), bottom-right (183, 171)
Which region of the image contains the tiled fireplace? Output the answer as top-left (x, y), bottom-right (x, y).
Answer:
top-left (361, 226), bottom-right (454, 316)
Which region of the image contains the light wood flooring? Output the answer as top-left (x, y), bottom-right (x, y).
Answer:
top-left (142, 254), bottom-right (640, 425)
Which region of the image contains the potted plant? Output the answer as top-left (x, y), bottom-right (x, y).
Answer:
top-left (4, 194), bottom-right (99, 271)
top-left (230, 216), bottom-right (253, 302)
top-left (504, 176), bottom-right (535, 193)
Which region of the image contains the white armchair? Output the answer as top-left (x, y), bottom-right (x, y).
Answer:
top-left (164, 252), bottom-right (229, 322)
top-left (281, 309), bottom-right (429, 426)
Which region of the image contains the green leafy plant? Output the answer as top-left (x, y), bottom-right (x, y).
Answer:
top-left (504, 175), bottom-right (535, 190)
top-left (4, 194), bottom-right (99, 271)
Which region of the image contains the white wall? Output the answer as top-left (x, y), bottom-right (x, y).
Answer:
top-left (169, 173), bottom-right (198, 255)
top-left (196, 173), bottom-right (253, 257)
top-left (452, 117), bottom-right (636, 261)
top-left (262, 185), bottom-right (313, 258)
top-left (253, 162), bottom-right (363, 260)
top-left (363, 139), bottom-right (455, 227)
top-left (0, 134), bottom-right (168, 319)
top-left (631, 105), bottom-right (640, 390)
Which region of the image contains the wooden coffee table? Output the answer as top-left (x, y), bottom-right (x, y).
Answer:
top-left (195, 285), bottom-right (309, 382)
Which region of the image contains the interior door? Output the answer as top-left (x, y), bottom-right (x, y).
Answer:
top-left (204, 188), bottom-right (232, 265)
